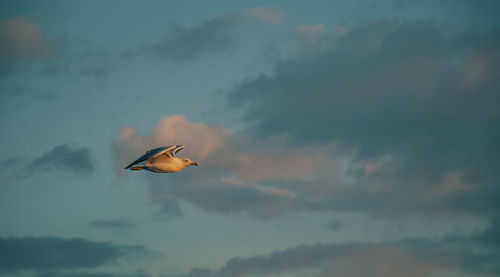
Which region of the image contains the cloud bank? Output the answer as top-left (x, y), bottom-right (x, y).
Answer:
top-left (0, 236), bottom-right (153, 272)
top-left (179, 228), bottom-right (500, 277)
top-left (225, 19), bottom-right (500, 217)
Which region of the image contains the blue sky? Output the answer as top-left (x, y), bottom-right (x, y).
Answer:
top-left (1, 1), bottom-right (500, 277)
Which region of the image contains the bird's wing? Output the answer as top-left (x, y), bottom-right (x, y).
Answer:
top-left (124, 146), bottom-right (176, 169)
top-left (151, 145), bottom-right (184, 163)
top-left (170, 145), bottom-right (184, 157)
top-left (150, 153), bottom-right (172, 163)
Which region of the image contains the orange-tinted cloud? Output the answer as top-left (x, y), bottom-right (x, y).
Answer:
top-left (113, 115), bottom-right (229, 171)
top-left (113, 115), bottom-right (331, 216)
top-left (296, 24), bottom-right (326, 46)
top-left (325, 246), bottom-right (442, 277)
top-left (0, 17), bottom-right (55, 62)
top-left (184, 240), bottom-right (457, 277)
top-left (242, 7), bottom-right (286, 24)
top-left (114, 115), bottom-right (326, 182)
top-left (235, 150), bottom-right (326, 181)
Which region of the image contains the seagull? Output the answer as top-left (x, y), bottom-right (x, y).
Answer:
top-left (125, 145), bottom-right (198, 173)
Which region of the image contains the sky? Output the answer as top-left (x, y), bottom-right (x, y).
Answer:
top-left (0, 0), bottom-right (499, 276)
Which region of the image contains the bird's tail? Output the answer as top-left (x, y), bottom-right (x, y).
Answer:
top-left (130, 165), bottom-right (146, 170)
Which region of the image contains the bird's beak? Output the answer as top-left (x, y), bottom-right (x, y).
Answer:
top-left (191, 162), bottom-right (199, 166)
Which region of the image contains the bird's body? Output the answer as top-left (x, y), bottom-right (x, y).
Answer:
top-left (125, 145), bottom-right (198, 173)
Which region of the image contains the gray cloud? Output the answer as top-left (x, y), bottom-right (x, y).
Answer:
top-left (177, 228), bottom-right (500, 277)
top-left (153, 7), bottom-right (285, 61)
top-left (90, 219), bottom-right (134, 231)
top-left (0, 157), bottom-right (21, 169)
top-left (115, 20), bottom-right (500, 224)
top-left (154, 17), bottom-right (234, 61)
top-left (0, 236), bottom-right (153, 272)
top-left (228, 19), bottom-right (500, 217)
top-left (230, 20), bottom-right (499, 155)
top-left (326, 218), bottom-right (341, 231)
top-left (36, 270), bottom-right (151, 277)
top-left (28, 144), bottom-right (94, 176)
top-left (147, 170), bottom-right (294, 218)
top-left (0, 36), bottom-right (117, 115)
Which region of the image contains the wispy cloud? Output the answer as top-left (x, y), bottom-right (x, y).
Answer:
top-left (0, 17), bottom-right (57, 62)
top-left (153, 7), bottom-right (285, 61)
top-left (36, 270), bottom-right (151, 277)
top-left (0, 236), bottom-right (155, 272)
top-left (90, 219), bottom-right (134, 231)
top-left (28, 144), bottom-right (94, 176)
top-left (295, 24), bottom-right (327, 47)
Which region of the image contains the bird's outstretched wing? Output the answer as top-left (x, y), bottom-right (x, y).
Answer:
top-left (124, 146), bottom-right (176, 169)
top-left (150, 145), bottom-right (185, 164)
top-left (170, 145), bottom-right (184, 157)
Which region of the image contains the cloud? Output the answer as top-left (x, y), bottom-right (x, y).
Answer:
top-left (28, 144), bottom-right (94, 176)
top-left (241, 7), bottom-right (286, 24)
top-left (0, 236), bottom-right (154, 272)
top-left (36, 270), bottom-right (151, 277)
top-left (114, 115), bottom-right (229, 168)
top-left (154, 7), bottom-right (285, 61)
top-left (230, 19), bottom-right (500, 152)
top-left (227, 19), bottom-right (500, 217)
top-left (0, 39), bottom-right (117, 115)
top-left (319, 246), bottom-right (442, 277)
top-left (326, 218), bottom-right (341, 231)
top-left (181, 243), bottom-right (434, 277)
top-left (0, 17), bottom-right (55, 62)
top-left (178, 228), bottom-right (500, 277)
top-left (113, 115), bottom-right (328, 217)
top-left (114, 116), bottom-right (327, 180)
top-left (90, 219), bottom-right (134, 231)
top-left (115, 20), bottom-right (500, 222)
top-left (296, 24), bottom-right (327, 47)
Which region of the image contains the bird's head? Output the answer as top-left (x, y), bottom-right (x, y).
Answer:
top-left (182, 158), bottom-right (199, 167)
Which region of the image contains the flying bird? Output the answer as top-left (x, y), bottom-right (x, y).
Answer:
top-left (125, 145), bottom-right (198, 173)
